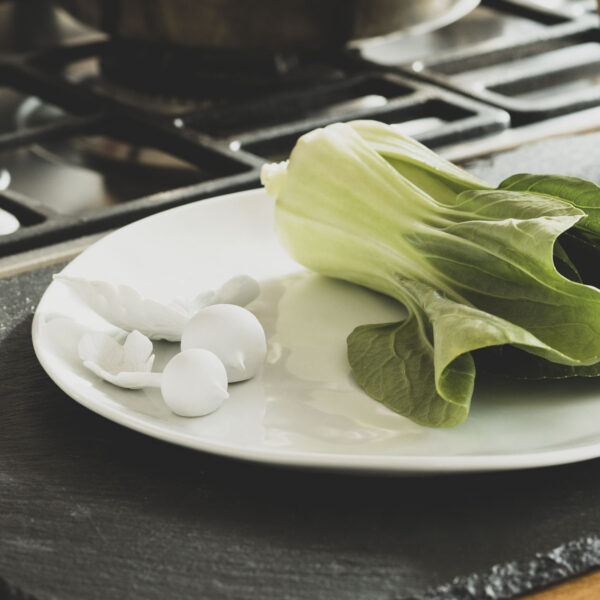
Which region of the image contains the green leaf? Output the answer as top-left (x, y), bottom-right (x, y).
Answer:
top-left (499, 173), bottom-right (600, 235)
top-left (349, 278), bottom-right (595, 427)
top-left (348, 317), bottom-right (474, 429)
top-left (499, 173), bottom-right (600, 286)
top-left (401, 189), bottom-right (600, 363)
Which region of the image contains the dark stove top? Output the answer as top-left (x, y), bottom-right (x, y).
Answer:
top-left (0, 0), bottom-right (598, 261)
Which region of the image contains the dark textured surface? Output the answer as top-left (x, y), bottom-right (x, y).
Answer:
top-left (0, 253), bottom-right (599, 600)
top-left (465, 131), bottom-right (600, 185)
top-left (411, 537), bottom-right (600, 600)
top-left (0, 574), bottom-right (40, 600)
top-left (3, 269), bottom-right (600, 600)
top-left (3, 133), bottom-right (600, 600)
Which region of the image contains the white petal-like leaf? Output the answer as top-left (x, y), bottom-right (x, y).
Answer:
top-left (78, 330), bottom-right (159, 390)
top-left (55, 274), bottom-right (260, 341)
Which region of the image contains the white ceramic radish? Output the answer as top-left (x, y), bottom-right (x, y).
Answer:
top-left (181, 304), bottom-right (267, 383)
top-left (160, 349), bottom-right (229, 417)
top-left (79, 331), bottom-right (228, 417)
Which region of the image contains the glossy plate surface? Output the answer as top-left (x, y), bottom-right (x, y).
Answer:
top-left (32, 189), bottom-right (600, 474)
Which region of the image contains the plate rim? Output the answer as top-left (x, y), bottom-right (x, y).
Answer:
top-left (32, 188), bottom-right (600, 475)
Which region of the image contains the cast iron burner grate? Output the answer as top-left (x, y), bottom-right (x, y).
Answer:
top-left (33, 39), bottom-right (348, 116)
top-left (0, 20), bottom-right (511, 257)
top-left (359, 2), bottom-right (600, 125)
top-left (0, 0), bottom-right (597, 258)
top-left (402, 19), bottom-right (600, 125)
top-left (98, 42), bottom-right (347, 104)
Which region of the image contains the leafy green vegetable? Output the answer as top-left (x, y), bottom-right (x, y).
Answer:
top-left (347, 279), bottom-right (589, 427)
top-left (485, 173), bottom-right (600, 379)
top-left (498, 174), bottom-right (600, 288)
top-left (261, 121), bottom-right (600, 427)
top-left (500, 173), bottom-right (600, 235)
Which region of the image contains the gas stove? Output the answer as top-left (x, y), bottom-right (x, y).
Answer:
top-left (0, 0), bottom-right (599, 276)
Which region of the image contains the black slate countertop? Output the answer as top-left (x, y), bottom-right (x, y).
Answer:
top-left (3, 265), bottom-right (600, 600)
top-left (4, 132), bottom-right (600, 599)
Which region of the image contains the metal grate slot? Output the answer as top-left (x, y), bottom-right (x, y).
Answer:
top-left (186, 76), bottom-right (416, 138)
top-left (0, 192), bottom-right (46, 228)
top-left (484, 0), bottom-right (579, 21)
top-left (381, 20), bottom-right (600, 124)
top-left (0, 128), bottom-right (252, 216)
top-left (517, 0), bottom-right (597, 17)
top-left (241, 97), bottom-right (509, 162)
top-left (358, 0), bottom-right (570, 67)
top-left (488, 59), bottom-right (600, 102)
top-left (451, 42), bottom-right (600, 86)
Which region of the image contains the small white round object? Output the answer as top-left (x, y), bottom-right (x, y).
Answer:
top-left (161, 349), bottom-right (229, 417)
top-left (215, 274), bottom-right (260, 307)
top-left (181, 304), bottom-right (267, 383)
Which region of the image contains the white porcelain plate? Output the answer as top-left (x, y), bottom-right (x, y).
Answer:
top-left (32, 189), bottom-right (600, 474)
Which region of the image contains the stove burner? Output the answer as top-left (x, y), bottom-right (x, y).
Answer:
top-left (0, 133), bottom-right (212, 216)
top-left (5, 94), bottom-right (214, 216)
top-left (0, 0), bottom-right (597, 261)
top-left (62, 55), bottom-right (206, 116)
top-left (13, 91), bottom-right (204, 178)
top-left (14, 94), bottom-right (67, 130)
top-left (0, 86), bottom-right (67, 135)
top-left (54, 41), bottom-right (346, 116)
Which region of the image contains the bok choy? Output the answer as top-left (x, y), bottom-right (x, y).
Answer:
top-left (261, 120), bottom-right (600, 427)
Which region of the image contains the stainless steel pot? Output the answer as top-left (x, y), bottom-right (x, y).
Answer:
top-left (55, 0), bottom-right (480, 51)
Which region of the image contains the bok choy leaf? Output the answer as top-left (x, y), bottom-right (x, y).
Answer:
top-left (261, 120), bottom-right (600, 427)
